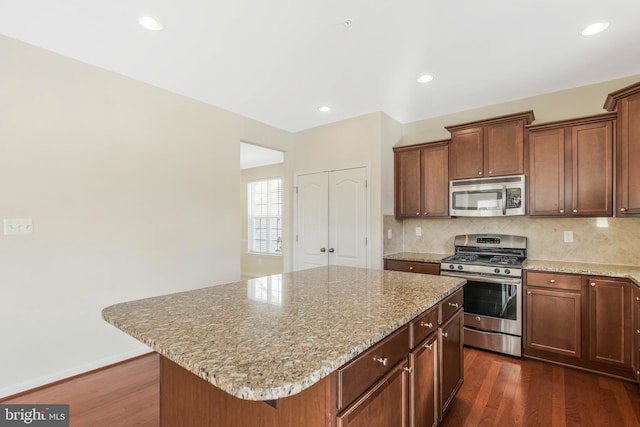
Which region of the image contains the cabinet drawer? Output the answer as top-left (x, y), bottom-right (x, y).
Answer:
top-left (527, 271), bottom-right (582, 291)
top-left (384, 259), bottom-right (440, 275)
top-left (440, 288), bottom-right (463, 324)
top-left (337, 325), bottom-right (410, 410)
top-left (410, 306), bottom-right (439, 348)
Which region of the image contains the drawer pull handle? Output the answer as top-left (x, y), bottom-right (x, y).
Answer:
top-left (409, 266), bottom-right (414, 271)
top-left (402, 367), bottom-right (413, 373)
top-left (424, 343), bottom-right (433, 350)
top-left (527, 291), bottom-right (532, 295)
top-left (420, 321), bottom-right (433, 328)
top-left (590, 282), bottom-right (596, 287)
top-left (448, 302), bottom-right (459, 308)
top-left (442, 332), bottom-right (448, 338)
top-left (548, 279), bottom-right (556, 283)
top-left (373, 357), bottom-right (388, 366)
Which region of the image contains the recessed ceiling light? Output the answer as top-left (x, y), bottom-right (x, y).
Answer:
top-left (138, 16), bottom-right (163, 31)
top-left (417, 74), bottom-right (434, 83)
top-left (581, 22), bottom-right (609, 36)
top-left (318, 106), bottom-right (332, 112)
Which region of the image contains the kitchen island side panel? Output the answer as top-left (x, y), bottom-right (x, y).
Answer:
top-left (160, 356), bottom-right (337, 427)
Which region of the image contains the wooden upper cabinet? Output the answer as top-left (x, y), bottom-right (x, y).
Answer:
top-left (394, 141), bottom-right (449, 218)
top-left (448, 127), bottom-right (483, 179)
top-left (604, 81), bottom-right (640, 216)
top-left (446, 111), bottom-right (534, 180)
top-left (527, 113), bottom-right (615, 217)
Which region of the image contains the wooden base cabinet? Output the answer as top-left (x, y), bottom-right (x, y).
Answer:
top-left (587, 277), bottom-right (633, 378)
top-left (337, 361), bottom-right (409, 427)
top-left (409, 335), bottom-right (438, 427)
top-left (524, 271), bottom-right (637, 381)
top-left (633, 287), bottom-right (640, 383)
top-left (439, 310), bottom-right (463, 419)
top-left (384, 259), bottom-right (440, 276)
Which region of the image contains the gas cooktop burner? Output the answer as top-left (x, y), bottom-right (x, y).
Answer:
top-left (489, 256), bottom-right (519, 265)
top-left (450, 254), bottom-right (479, 262)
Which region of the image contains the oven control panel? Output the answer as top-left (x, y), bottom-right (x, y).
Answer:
top-left (440, 262), bottom-right (522, 278)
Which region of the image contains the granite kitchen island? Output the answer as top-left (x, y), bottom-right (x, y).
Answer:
top-left (102, 265), bottom-right (465, 426)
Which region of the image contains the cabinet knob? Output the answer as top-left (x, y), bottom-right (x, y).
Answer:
top-left (636, 297), bottom-right (640, 302)
top-left (416, 212), bottom-right (420, 216)
top-left (442, 332), bottom-right (449, 338)
top-left (373, 357), bottom-right (388, 366)
top-left (527, 291), bottom-right (532, 295)
top-left (573, 209), bottom-right (578, 213)
top-left (409, 266), bottom-right (414, 271)
top-left (488, 171), bottom-right (493, 175)
top-left (448, 302), bottom-right (459, 308)
top-left (636, 330), bottom-right (640, 334)
top-left (423, 212), bottom-right (428, 216)
top-left (402, 367), bottom-right (413, 373)
top-left (590, 282), bottom-right (596, 287)
top-left (620, 207), bottom-right (628, 212)
top-left (424, 343), bottom-right (433, 350)
top-left (420, 321), bottom-right (433, 328)
top-left (559, 209), bottom-right (564, 214)
top-left (548, 279), bottom-right (556, 283)
top-left (478, 171), bottom-right (483, 175)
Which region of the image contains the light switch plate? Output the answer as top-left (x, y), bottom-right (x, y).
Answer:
top-left (415, 227), bottom-right (422, 237)
top-left (4, 218), bottom-right (33, 235)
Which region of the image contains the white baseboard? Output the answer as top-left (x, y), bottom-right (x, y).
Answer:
top-left (0, 347), bottom-right (152, 400)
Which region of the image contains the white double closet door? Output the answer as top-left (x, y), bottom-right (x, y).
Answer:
top-left (295, 167), bottom-right (368, 270)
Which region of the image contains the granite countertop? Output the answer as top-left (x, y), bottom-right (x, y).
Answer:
top-left (524, 259), bottom-right (640, 286)
top-left (383, 252), bottom-right (449, 263)
top-left (102, 265), bottom-right (464, 401)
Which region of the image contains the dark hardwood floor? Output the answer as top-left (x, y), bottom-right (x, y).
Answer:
top-left (442, 347), bottom-right (640, 427)
top-left (1, 353), bottom-right (159, 427)
top-left (2, 348), bottom-right (638, 426)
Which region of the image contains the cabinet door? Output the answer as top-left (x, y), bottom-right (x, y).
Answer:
top-left (410, 335), bottom-right (438, 427)
top-left (336, 361), bottom-right (409, 427)
top-left (484, 120), bottom-right (525, 177)
top-left (634, 287), bottom-right (640, 383)
top-left (528, 128), bottom-right (566, 216)
top-left (395, 149), bottom-right (421, 218)
top-left (421, 144), bottom-right (449, 217)
top-left (587, 278), bottom-right (633, 377)
top-left (439, 309), bottom-right (463, 419)
top-left (525, 287), bottom-right (582, 361)
top-left (570, 121), bottom-right (613, 216)
top-left (616, 93), bottom-right (640, 216)
top-left (449, 127), bottom-right (483, 179)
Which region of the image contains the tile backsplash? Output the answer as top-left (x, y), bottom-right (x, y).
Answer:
top-left (383, 215), bottom-right (640, 267)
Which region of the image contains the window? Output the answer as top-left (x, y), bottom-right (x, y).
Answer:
top-left (248, 178), bottom-right (282, 254)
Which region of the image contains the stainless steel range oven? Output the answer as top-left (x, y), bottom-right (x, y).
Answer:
top-left (440, 234), bottom-right (526, 357)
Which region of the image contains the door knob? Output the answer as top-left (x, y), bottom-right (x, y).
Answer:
top-left (328, 248), bottom-right (335, 253)
top-left (320, 248), bottom-right (326, 252)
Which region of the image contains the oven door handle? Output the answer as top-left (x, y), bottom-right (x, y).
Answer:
top-left (440, 271), bottom-right (521, 286)
top-left (502, 184), bottom-right (507, 215)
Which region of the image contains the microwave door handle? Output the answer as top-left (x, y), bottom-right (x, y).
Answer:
top-left (502, 184), bottom-right (507, 215)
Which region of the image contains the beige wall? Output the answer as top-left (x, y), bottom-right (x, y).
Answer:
top-left (0, 35), bottom-right (291, 397)
top-left (241, 163), bottom-right (285, 277)
top-left (291, 113), bottom-right (384, 268)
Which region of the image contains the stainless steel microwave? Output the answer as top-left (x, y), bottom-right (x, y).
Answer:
top-left (449, 174), bottom-right (525, 217)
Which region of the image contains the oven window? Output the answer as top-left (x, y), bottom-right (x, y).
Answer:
top-left (463, 280), bottom-right (518, 320)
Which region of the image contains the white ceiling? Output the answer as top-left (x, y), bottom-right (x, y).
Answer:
top-left (1, 1), bottom-right (640, 132)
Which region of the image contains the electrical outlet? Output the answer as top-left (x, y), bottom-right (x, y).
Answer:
top-left (563, 230), bottom-right (573, 243)
top-left (4, 218), bottom-right (33, 235)
top-left (387, 229), bottom-right (392, 239)
top-left (415, 227), bottom-right (422, 237)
